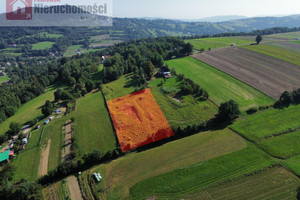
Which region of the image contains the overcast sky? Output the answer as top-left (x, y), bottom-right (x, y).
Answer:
top-left (1, 0), bottom-right (300, 19)
top-left (113, 0), bottom-right (300, 19)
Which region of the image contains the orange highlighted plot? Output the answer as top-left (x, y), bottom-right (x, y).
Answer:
top-left (107, 89), bottom-right (174, 152)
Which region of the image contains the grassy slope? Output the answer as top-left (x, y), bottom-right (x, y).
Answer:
top-left (149, 78), bottom-right (218, 128)
top-left (12, 129), bottom-right (43, 182)
top-left (166, 57), bottom-right (274, 111)
top-left (241, 44), bottom-right (300, 66)
top-left (0, 86), bottom-right (58, 135)
top-left (73, 91), bottom-right (117, 157)
top-left (183, 167), bottom-right (300, 200)
top-left (102, 73), bottom-right (138, 101)
top-left (231, 105), bottom-right (300, 141)
top-left (129, 145), bottom-right (274, 200)
top-left (258, 130), bottom-right (300, 159)
top-left (32, 41), bottom-right (55, 50)
top-left (285, 155), bottom-right (300, 176)
top-left (265, 31), bottom-right (300, 39)
top-left (185, 37), bottom-right (252, 50)
top-left (90, 129), bottom-right (246, 199)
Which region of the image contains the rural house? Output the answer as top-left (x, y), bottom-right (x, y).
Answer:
top-left (160, 67), bottom-right (173, 78)
top-left (0, 151), bottom-right (14, 165)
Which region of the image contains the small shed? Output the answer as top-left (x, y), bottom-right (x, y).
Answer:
top-left (49, 116), bottom-right (55, 121)
top-left (22, 138), bottom-right (28, 144)
top-left (55, 109), bottom-right (61, 115)
top-left (44, 119), bottom-right (50, 124)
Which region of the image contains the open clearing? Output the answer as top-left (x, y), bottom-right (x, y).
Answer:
top-left (38, 139), bottom-right (51, 177)
top-left (258, 129), bottom-right (300, 159)
top-left (0, 75), bottom-right (9, 83)
top-left (107, 89), bottom-right (174, 152)
top-left (185, 37), bottom-right (252, 50)
top-left (166, 57), bottom-right (274, 111)
top-left (103, 73), bottom-right (218, 129)
top-left (129, 145), bottom-right (274, 199)
top-left (192, 47), bottom-right (300, 99)
top-left (32, 41), bottom-right (55, 50)
top-left (0, 86), bottom-right (58, 135)
top-left (183, 167), bottom-right (300, 200)
top-left (86, 129), bottom-right (247, 199)
top-left (73, 91), bottom-right (117, 157)
top-left (241, 44), bottom-right (300, 66)
top-left (231, 104), bottom-right (300, 141)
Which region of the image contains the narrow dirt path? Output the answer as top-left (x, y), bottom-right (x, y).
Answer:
top-left (62, 120), bottom-right (72, 162)
top-left (38, 139), bottom-right (51, 177)
top-left (67, 176), bottom-right (84, 200)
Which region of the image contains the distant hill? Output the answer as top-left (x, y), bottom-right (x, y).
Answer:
top-left (181, 15), bottom-right (248, 22)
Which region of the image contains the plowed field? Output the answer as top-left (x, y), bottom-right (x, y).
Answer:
top-left (192, 47), bottom-right (300, 99)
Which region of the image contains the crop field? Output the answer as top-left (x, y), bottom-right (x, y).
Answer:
top-left (192, 47), bottom-right (300, 99)
top-left (166, 57), bottom-right (274, 111)
top-left (185, 37), bottom-right (252, 50)
top-left (258, 130), bottom-right (300, 159)
top-left (73, 91), bottom-right (117, 157)
top-left (0, 86), bottom-right (58, 136)
top-left (129, 145), bottom-right (274, 199)
top-left (241, 44), bottom-right (300, 66)
top-left (86, 128), bottom-right (247, 199)
top-left (264, 31), bottom-right (300, 39)
top-left (183, 167), bottom-right (300, 200)
top-left (107, 89), bottom-right (174, 152)
top-left (231, 104), bottom-right (300, 141)
top-left (149, 77), bottom-right (218, 128)
top-left (285, 155), bottom-right (300, 176)
top-left (32, 41), bottom-right (55, 50)
top-left (266, 41), bottom-right (300, 54)
top-left (102, 73), bottom-right (138, 101)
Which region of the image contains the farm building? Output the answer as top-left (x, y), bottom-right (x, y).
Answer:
top-left (49, 116), bottom-right (55, 121)
top-left (55, 109), bottom-right (61, 115)
top-left (22, 138), bottom-right (28, 144)
top-left (160, 67), bottom-right (173, 78)
top-left (44, 119), bottom-right (50, 124)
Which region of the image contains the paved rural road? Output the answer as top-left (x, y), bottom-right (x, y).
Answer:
top-left (38, 139), bottom-right (51, 177)
top-left (67, 176), bottom-right (83, 200)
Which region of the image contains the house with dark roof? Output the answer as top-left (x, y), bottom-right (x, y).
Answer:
top-left (160, 67), bottom-right (173, 78)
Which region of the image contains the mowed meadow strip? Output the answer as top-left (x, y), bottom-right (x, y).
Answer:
top-left (241, 44), bottom-right (300, 66)
top-left (231, 105), bottom-right (300, 141)
top-left (129, 145), bottom-right (274, 199)
top-left (166, 57), bottom-right (274, 111)
top-left (73, 91), bottom-right (117, 157)
top-left (185, 37), bottom-right (252, 50)
top-left (89, 129), bottom-right (246, 199)
top-left (285, 155), bottom-right (300, 176)
top-left (192, 47), bottom-right (300, 99)
top-left (182, 167), bottom-right (300, 200)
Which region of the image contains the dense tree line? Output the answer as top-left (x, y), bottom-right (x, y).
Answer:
top-left (275, 88), bottom-right (300, 108)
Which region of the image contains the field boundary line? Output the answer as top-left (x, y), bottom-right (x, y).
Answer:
top-left (39, 127), bottom-right (46, 146)
top-left (260, 126), bottom-right (300, 140)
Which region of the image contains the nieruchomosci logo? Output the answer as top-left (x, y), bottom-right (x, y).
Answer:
top-left (1, 0), bottom-right (113, 26)
top-left (6, 0), bottom-right (32, 20)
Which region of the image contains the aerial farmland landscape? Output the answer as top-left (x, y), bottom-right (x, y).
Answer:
top-left (1, 0), bottom-right (300, 200)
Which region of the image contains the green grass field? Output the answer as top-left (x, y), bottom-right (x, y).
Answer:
top-left (149, 78), bottom-right (218, 128)
top-left (182, 167), bottom-right (300, 200)
top-left (0, 76), bottom-right (9, 83)
top-left (258, 130), bottom-right (300, 159)
top-left (185, 37), bottom-right (252, 50)
top-left (166, 57), bottom-right (274, 111)
top-left (241, 44), bottom-right (300, 66)
top-left (129, 145), bottom-right (274, 199)
top-left (285, 155), bottom-right (300, 176)
top-left (63, 45), bottom-right (101, 57)
top-left (265, 31), bottom-right (300, 39)
top-left (231, 105), bottom-right (300, 141)
top-left (0, 86), bottom-right (58, 135)
top-left (12, 129), bottom-right (43, 182)
top-left (102, 73), bottom-right (138, 101)
top-left (87, 129), bottom-right (247, 199)
top-left (32, 41), bottom-right (55, 50)
top-left (73, 91), bottom-right (117, 157)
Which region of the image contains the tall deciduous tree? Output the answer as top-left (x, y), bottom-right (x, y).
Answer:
top-left (256, 35), bottom-right (263, 44)
top-left (217, 100), bottom-right (241, 122)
